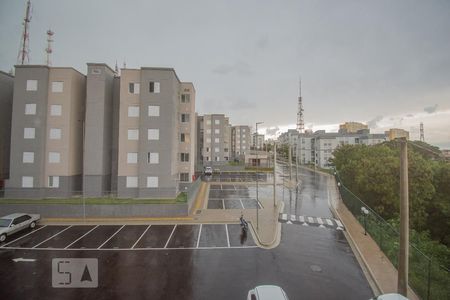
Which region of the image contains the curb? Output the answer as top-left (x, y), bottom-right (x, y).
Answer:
top-left (250, 201), bottom-right (283, 249)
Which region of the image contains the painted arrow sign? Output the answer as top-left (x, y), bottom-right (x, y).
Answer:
top-left (12, 257), bottom-right (36, 262)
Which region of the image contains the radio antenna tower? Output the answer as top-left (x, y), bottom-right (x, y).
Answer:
top-left (420, 122), bottom-right (424, 142)
top-left (296, 78), bottom-right (305, 133)
top-left (17, 0), bottom-right (32, 65)
top-left (45, 29), bottom-right (54, 66)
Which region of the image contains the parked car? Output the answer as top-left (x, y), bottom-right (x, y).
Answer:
top-left (370, 294), bottom-right (409, 300)
top-left (247, 285), bottom-right (289, 300)
top-left (0, 213), bottom-right (41, 242)
top-left (204, 166), bottom-right (213, 176)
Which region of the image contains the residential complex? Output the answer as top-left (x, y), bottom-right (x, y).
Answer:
top-left (339, 122), bottom-right (368, 133)
top-left (197, 114), bottom-right (231, 164)
top-left (231, 125), bottom-right (251, 159)
top-left (386, 128), bottom-right (410, 141)
top-left (0, 71), bottom-right (14, 185)
top-left (252, 133), bottom-right (265, 150)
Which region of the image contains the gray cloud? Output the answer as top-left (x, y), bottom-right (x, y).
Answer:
top-left (227, 98), bottom-right (254, 110)
top-left (212, 60), bottom-right (253, 76)
top-left (367, 115), bottom-right (383, 129)
top-left (265, 126), bottom-right (280, 136)
top-left (255, 36), bottom-right (269, 50)
top-left (424, 104), bottom-right (438, 114)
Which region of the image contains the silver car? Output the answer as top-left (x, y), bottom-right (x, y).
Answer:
top-left (0, 213), bottom-right (41, 242)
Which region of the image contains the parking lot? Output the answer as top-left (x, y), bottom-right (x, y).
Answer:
top-left (208, 184), bottom-right (265, 209)
top-left (0, 223), bottom-right (256, 250)
top-left (207, 172), bottom-right (270, 182)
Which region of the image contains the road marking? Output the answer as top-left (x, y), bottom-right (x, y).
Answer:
top-left (307, 217), bottom-right (314, 223)
top-left (317, 217), bottom-right (323, 225)
top-left (196, 224), bottom-right (203, 248)
top-left (225, 224), bottom-right (230, 248)
top-left (164, 225), bottom-right (177, 249)
top-left (290, 215), bottom-right (296, 221)
top-left (287, 221), bottom-right (292, 224)
top-left (282, 214), bottom-right (287, 221)
top-left (239, 199), bottom-right (244, 209)
top-left (1, 245), bottom-right (258, 251)
top-left (64, 225), bottom-right (99, 249)
top-left (13, 257), bottom-right (36, 262)
top-left (299, 216), bottom-right (305, 223)
top-left (131, 225), bottom-right (151, 249)
top-left (97, 225), bottom-right (125, 249)
top-left (222, 199), bottom-right (225, 209)
top-left (335, 219), bottom-right (344, 228)
top-left (302, 222), bottom-right (309, 226)
top-left (1, 225), bottom-right (47, 247)
top-left (32, 226), bottom-right (73, 248)
top-left (326, 219), bottom-right (334, 226)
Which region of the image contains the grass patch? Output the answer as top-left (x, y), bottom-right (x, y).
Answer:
top-left (0, 192), bottom-right (187, 205)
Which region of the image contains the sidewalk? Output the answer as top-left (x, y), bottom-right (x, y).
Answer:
top-left (327, 175), bottom-right (420, 300)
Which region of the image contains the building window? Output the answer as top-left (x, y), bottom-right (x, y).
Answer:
top-left (206, 138), bottom-right (211, 143)
top-left (48, 152), bottom-right (61, 163)
top-left (181, 133), bottom-right (191, 143)
top-left (26, 80), bottom-right (37, 91)
top-left (127, 152), bottom-right (138, 164)
top-left (129, 82), bottom-right (140, 94)
top-left (48, 176), bottom-right (60, 188)
top-left (50, 104), bottom-right (62, 116)
top-left (181, 114), bottom-right (190, 123)
top-left (148, 105), bottom-right (160, 116)
top-left (148, 152), bottom-right (159, 164)
top-left (149, 81), bottom-right (160, 93)
top-left (24, 128), bottom-right (35, 139)
top-left (224, 148), bottom-right (229, 152)
top-left (206, 147), bottom-right (210, 152)
top-left (148, 129), bottom-right (159, 140)
top-left (128, 106), bottom-right (139, 117)
top-left (147, 176), bottom-right (158, 188)
top-left (126, 176), bottom-right (138, 188)
top-left (180, 173), bottom-right (189, 182)
top-left (25, 103), bottom-right (36, 115)
top-left (127, 129), bottom-right (139, 140)
top-left (214, 138), bottom-right (219, 143)
top-left (23, 152), bottom-right (34, 163)
top-left (215, 147), bottom-right (219, 153)
top-left (181, 94), bottom-right (190, 103)
top-left (215, 156), bottom-right (219, 161)
top-left (206, 120), bottom-right (211, 125)
top-left (215, 119), bottom-right (220, 125)
top-left (205, 156), bottom-right (210, 161)
top-left (49, 128), bottom-right (61, 140)
top-left (52, 81), bottom-right (64, 93)
top-left (22, 176), bottom-right (33, 188)
top-left (214, 129), bottom-right (220, 134)
top-left (180, 153), bottom-right (190, 162)
top-left (92, 69), bottom-right (101, 74)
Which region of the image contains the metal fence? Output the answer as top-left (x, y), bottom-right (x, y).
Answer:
top-left (335, 172), bottom-right (450, 300)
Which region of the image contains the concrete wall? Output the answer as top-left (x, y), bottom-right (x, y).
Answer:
top-left (0, 71), bottom-right (13, 181)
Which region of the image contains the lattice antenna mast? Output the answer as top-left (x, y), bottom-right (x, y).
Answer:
top-left (420, 122), bottom-right (424, 142)
top-left (45, 29), bottom-right (54, 66)
top-left (17, 0), bottom-right (32, 65)
top-left (296, 78), bottom-right (305, 133)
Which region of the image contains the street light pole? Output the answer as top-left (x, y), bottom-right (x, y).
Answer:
top-left (255, 121), bottom-right (263, 231)
top-left (273, 142), bottom-right (276, 207)
top-left (398, 138), bottom-right (409, 297)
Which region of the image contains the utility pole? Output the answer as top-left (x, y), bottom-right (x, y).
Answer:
top-left (255, 122), bottom-right (263, 231)
top-left (288, 144), bottom-right (292, 182)
top-left (295, 144), bottom-right (299, 183)
top-left (273, 142), bottom-right (277, 207)
top-left (398, 138), bottom-right (409, 296)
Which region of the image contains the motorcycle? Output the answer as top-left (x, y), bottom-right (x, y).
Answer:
top-left (240, 215), bottom-right (248, 232)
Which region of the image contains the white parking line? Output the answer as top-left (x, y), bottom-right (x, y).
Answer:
top-left (282, 214), bottom-right (287, 221)
top-left (335, 219), bottom-right (344, 228)
top-left (32, 225), bottom-right (73, 248)
top-left (222, 199), bottom-right (225, 209)
top-left (0, 245), bottom-right (258, 251)
top-left (164, 225), bottom-right (177, 249)
top-left (64, 225), bottom-right (99, 249)
top-left (317, 217), bottom-right (323, 225)
top-left (290, 215), bottom-right (296, 221)
top-left (326, 219), bottom-right (334, 226)
top-left (225, 224), bottom-right (230, 248)
top-left (239, 199), bottom-right (244, 209)
top-left (98, 225), bottom-right (125, 249)
top-left (196, 224), bottom-right (203, 248)
top-left (1, 225), bottom-right (48, 247)
top-left (307, 217), bottom-right (314, 223)
top-left (299, 216), bottom-right (305, 223)
top-left (131, 225), bottom-right (151, 249)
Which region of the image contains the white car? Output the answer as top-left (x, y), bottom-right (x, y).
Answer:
top-left (0, 213), bottom-right (41, 242)
top-left (247, 285), bottom-right (289, 300)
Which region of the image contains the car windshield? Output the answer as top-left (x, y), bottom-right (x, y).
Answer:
top-left (0, 219), bottom-right (12, 227)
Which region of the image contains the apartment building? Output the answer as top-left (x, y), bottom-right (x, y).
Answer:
top-left (296, 130), bottom-right (387, 168)
top-left (199, 114), bottom-right (231, 164)
top-left (252, 133), bottom-right (265, 150)
top-left (386, 128), bottom-right (410, 141)
top-left (0, 71), bottom-right (14, 185)
top-left (339, 122), bottom-right (368, 133)
top-left (231, 125), bottom-right (251, 159)
top-left (5, 65), bottom-right (86, 198)
top-left (83, 63), bottom-right (120, 197)
top-left (117, 67), bottom-right (195, 198)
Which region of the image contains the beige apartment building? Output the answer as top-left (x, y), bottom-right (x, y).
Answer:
top-left (386, 128), bottom-right (410, 141)
top-left (198, 114), bottom-right (231, 164)
top-left (6, 65), bottom-right (86, 198)
top-left (231, 125), bottom-right (251, 160)
top-left (339, 122), bottom-right (368, 134)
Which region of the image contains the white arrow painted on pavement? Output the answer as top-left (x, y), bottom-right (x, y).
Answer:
top-left (13, 258), bottom-right (36, 262)
top-left (286, 221), bottom-right (292, 225)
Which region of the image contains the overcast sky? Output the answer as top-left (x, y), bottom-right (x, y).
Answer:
top-left (1, 0), bottom-right (449, 148)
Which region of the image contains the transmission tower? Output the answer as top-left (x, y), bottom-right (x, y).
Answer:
top-left (45, 29), bottom-right (54, 66)
top-left (17, 0), bottom-right (32, 65)
top-left (296, 78), bottom-right (304, 133)
top-left (420, 122), bottom-right (424, 142)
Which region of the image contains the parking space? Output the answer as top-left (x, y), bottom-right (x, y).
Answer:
top-left (207, 184), bottom-right (263, 210)
top-left (208, 172), bottom-right (269, 182)
top-left (0, 224), bottom-right (257, 250)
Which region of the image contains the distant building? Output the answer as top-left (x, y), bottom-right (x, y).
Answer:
top-left (296, 130), bottom-right (387, 168)
top-left (0, 71), bottom-right (14, 186)
top-left (198, 114), bottom-right (231, 164)
top-left (277, 129), bottom-right (298, 145)
top-left (386, 128), bottom-right (410, 141)
top-left (244, 150), bottom-right (268, 167)
top-left (231, 125), bottom-right (251, 160)
top-left (339, 122), bottom-right (368, 134)
top-left (442, 149), bottom-right (450, 160)
top-left (252, 133), bottom-right (265, 150)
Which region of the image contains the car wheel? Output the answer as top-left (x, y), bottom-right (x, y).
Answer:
top-left (0, 234), bottom-right (6, 242)
top-left (30, 222), bottom-right (36, 229)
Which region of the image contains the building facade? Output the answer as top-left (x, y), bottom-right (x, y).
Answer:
top-left (6, 65), bottom-right (86, 198)
top-left (386, 128), bottom-right (410, 141)
top-left (199, 114), bottom-right (231, 164)
top-left (0, 71), bottom-right (14, 185)
top-left (339, 122), bottom-right (368, 133)
top-left (231, 125), bottom-right (251, 160)
top-left (252, 133), bottom-right (265, 150)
